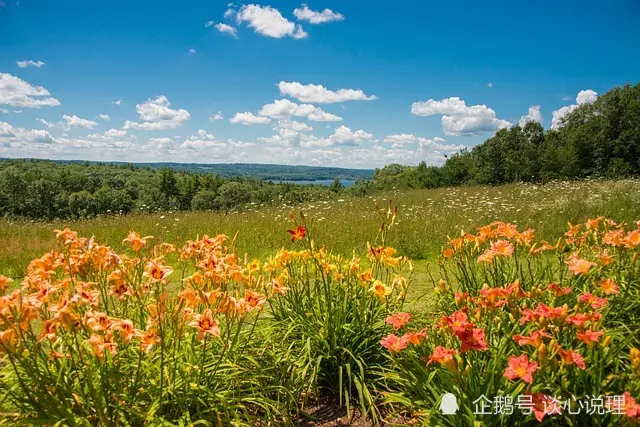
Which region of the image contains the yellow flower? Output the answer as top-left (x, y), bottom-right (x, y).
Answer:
top-left (369, 280), bottom-right (392, 299)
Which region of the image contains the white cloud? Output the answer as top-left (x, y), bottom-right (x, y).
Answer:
top-left (16, 60), bottom-right (45, 68)
top-left (327, 125), bottom-right (373, 146)
top-left (112, 100), bottom-right (124, 106)
top-left (210, 112), bottom-right (224, 121)
top-left (215, 23), bottom-right (239, 38)
top-left (104, 128), bottom-right (127, 137)
top-left (188, 48), bottom-right (197, 54)
top-left (181, 129), bottom-right (226, 149)
top-left (230, 111), bottom-right (271, 125)
top-left (236, 4), bottom-right (307, 39)
top-left (98, 114), bottom-right (110, 121)
top-left (123, 95), bottom-right (190, 130)
top-left (205, 20), bottom-right (215, 27)
top-left (277, 81), bottom-right (376, 103)
top-left (0, 73), bottom-right (60, 108)
top-left (293, 4), bottom-right (344, 24)
top-left (63, 114), bottom-right (97, 129)
top-left (383, 133), bottom-right (462, 151)
top-left (576, 89), bottom-right (598, 105)
top-left (551, 89), bottom-right (598, 129)
top-left (0, 108), bottom-right (8, 114)
top-left (411, 96), bottom-right (511, 136)
top-left (277, 119), bottom-right (312, 132)
top-left (258, 99), bottom-right (342, 122)
top-left (38, 114), bottom-right (97, 130)
top-left (487, 82), bottom-right (493, 88)
top-left (0, 121), bottom-right (54, 144)
top-left (518, 106), bottom-right (543, 127)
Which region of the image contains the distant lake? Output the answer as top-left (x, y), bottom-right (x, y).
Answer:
top-left (269, 179), bottom-right (356, 187)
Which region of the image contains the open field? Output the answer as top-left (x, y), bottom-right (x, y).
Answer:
top-left (1, 179), bottom-right (640, 425)
top-left (2, 179), bottom-right (640, 279)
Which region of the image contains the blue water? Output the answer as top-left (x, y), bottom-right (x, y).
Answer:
top-left (269, 179), bottom-right (356, 187)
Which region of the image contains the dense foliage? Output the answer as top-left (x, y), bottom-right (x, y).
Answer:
top-left (0, 160), bottom-right (350, 220)
top-left (371, 83), bottom-right (640, 190)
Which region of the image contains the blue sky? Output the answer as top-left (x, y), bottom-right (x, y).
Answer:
top-left (0, 0), bottom-right (638, 168)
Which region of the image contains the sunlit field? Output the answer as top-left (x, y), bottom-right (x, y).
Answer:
top-left (2, 179), bottom-right (640, 278)
top-left (1, 179), bottom-right (640, 425)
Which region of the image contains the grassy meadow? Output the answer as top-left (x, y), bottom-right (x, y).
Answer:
top-left (2, 178), bottom-right (640, 425)
top-left (2, 178), bottom-right (640, 280)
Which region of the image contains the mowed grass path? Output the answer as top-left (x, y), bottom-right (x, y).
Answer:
top-left (2, 179), bottom-right (640, 301)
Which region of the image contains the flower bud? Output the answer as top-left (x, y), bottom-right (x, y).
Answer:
top-left (508, 313), bottom-right (516, 324)
top-left (630, 348), bottom-right (640, 361)
top-left (602, 336), bottom-right (612, 347)
top-left (537, 343), bottom-right (547, 364)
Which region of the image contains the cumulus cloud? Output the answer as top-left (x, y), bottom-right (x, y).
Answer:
top-left (230, 112), bottom-right (271, 125)
top-left (236, 4), bottom-right (307, 39)
top-left (261, 124), bottom-right (373, 148)
top-left (0, 121), bottom-right (55, 144)
top-left (0, 73), bottom-right (60, 108)
top-left (112, 100), bottom-right (123, 106)
top-left (277, 81), bottom-right (376, 104)
top-left (258, 99), bottom-right (342, 122)
top-left (210, 112), bottom-right (224, 121)
top-left (16, 60), bottom-right (45, 68)
top-left (411, 96), bottom-right (511, 136)
top-left (188, 48), bottom-right (197, 54)
top-left (518, 106), bottom-right (543, 127)
top-left (104, 128), bottom-right (127, 137)
top-left (63, 114), bottom-right (97, 129)
top-left (38, 114), bottom-right (97, 130)
top-left (98, 114), bottom-right (110, 121)
top-left (293, 4), bottom-right (344, 24)
top-left (383, 133), bottom-right (463, 151)
top-left (123, 95), bottom-right (190, 130)
top-left (277, 119), bottom-right (312, 132)
top-left (215, 23), bottom-right (239, 38)
top-left (328, 125), bottom-right (373, 146)
top-left (181, 129), bottom-right (226, 149)
top-left (551, 89), bottom-right (598, 129)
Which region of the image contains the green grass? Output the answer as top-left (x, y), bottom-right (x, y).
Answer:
top-left (2, 178), bottom-right (640, 291)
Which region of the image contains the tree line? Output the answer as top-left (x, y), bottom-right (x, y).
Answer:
top-left (0, 160), bottom-right (352, 220)
top-left (372, 83), bottom-right (640, 189)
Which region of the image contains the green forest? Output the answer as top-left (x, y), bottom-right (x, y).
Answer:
top-left (0, 82), bottom-right (638, 220)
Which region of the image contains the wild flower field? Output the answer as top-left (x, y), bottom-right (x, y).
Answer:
top-left (0, 180), bottom-right (640, 425)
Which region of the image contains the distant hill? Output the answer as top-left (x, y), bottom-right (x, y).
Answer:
top-left (13, 160), bottom-right (375, 182)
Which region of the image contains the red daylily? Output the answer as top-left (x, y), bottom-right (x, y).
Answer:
top-left (503, 354), bottom-right (538, 384)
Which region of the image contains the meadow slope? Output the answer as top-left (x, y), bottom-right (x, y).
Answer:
top-left (1, 179), bottom-right (639, 283)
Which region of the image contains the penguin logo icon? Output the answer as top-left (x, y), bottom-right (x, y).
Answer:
top-left (439, 392), bottom-right (459, 415)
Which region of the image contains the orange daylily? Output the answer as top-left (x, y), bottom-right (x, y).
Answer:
top-left (566, 254), bottom-right (596, 275)
top-left (503, 354), bottom-right (538, 384)
top-left (577, 329), bottom-right (604, 345)
top-left (369, 280), bottom-right (392, 299)
top-left (426, 346), bottom-right (458, 372)
top-left (386, 312), bottom-right (412, 330)
top-left (189, 309), bottom-right (220, 340)
top-left (286, 226), bottom-right (307, 243)
top-left (122, 231), bottom-right (153, 252)
top-left (143, 260), bottom-right (173, 283)
top-left (380, 334), bottom-right (408, 353)
top-left (599, 278), bottom-right (619, 295)
top-left (555, 345), bottom-right (586, 369)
